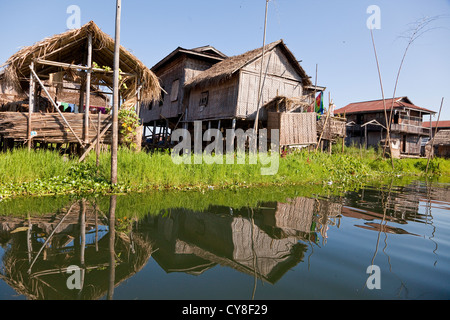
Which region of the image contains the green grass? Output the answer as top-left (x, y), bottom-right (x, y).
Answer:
top-left (0, 148), bottom-right (76, 185)
top-left (0, 147), bottom-right (449, 200)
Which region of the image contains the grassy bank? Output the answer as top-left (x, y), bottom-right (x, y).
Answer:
top-left (0, 147), bottom-right (449, 199)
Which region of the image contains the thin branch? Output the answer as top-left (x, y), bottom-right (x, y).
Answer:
top-left (387, 16), bottom-right (442, 141)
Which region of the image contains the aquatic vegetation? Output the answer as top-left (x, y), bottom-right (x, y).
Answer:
top-left (0, 147), bottom-right (449, 200)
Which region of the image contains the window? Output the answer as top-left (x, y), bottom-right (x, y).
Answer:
top-left (170, 79), bottom-right (180, 102)
top-left (200, 91), bottom-right (209, 107)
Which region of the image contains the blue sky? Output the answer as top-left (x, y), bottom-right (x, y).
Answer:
top-left (1, 0), bottom-right (449, 120)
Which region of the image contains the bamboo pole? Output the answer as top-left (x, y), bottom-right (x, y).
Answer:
top-left (28, 61), bottom-right (35, 151)
top-left (79, 122), bottom-right (112, 163)
top-left (342, 112), bottom-right (346, 153)
top-left (253, 0), bottom-right (269, 135)
top-left (316, 107), bottom-right (331, 152)
top-left (426, 97), bottom-right (444, 174)
top-left (107, 195), bottom-right (117, 300)
top-left (84, 33), bottom-right (93, 146)
top-left (28, 202), bottom-right (77, 274)
top-left (35, 58), bottom-right (135, 77)
top-left (111, 0), bottom-right (122, 185)
top-left (96, 111), bottom-right (101, 168)
top-left (370, 28), bottom-right (394, 168)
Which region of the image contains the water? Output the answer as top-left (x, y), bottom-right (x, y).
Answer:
top-left (0, 180), bottom-right (449, 300)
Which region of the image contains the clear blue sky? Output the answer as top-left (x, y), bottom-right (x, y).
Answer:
top-left (1, 0), bottom-right (449, 120)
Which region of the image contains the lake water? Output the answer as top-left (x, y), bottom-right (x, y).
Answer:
top-left (0, 179), bottom-right (449, 300)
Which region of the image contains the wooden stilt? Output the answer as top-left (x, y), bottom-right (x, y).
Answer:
top-left (28, 61), bottom-right (35, 151)
top-left (84, 33), bottom-right (93, 147)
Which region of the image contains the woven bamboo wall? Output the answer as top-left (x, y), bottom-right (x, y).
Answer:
top-left (267, 112), bottom-right (317, 146)
top-left (0, 112), bottom-right (112, 144)
top-left (317, 117), bottom-right (346, 141)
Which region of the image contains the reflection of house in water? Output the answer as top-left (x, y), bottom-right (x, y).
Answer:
top-left (0, 195), bottom-right (343, 299)
top-left (0, 200), bottom-right (154, 300)
top-left (138, 197), bottom-right (342, 284)
top-left (339, 181), bottom-right (445, 235)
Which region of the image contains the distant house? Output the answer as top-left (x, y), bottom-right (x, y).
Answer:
top-left (426, 130), bottom-right (450, 158)
top-left (141, 40), bottom-right (323, 148)
top-left (423, 120), bottom-right (450, 136)
top-left (335, 97), bottom-right (435, 157)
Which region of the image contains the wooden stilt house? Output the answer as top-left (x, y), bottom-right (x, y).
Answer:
top-left (142, 40), bottom-right (323, 150)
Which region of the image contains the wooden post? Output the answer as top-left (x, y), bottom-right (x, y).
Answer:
top-left (342, 112), bottom-right (346, 153)
top-left (79, 200), bottom-right (86, 292)
top-left (96, 111), bottom-right (101, 168)
top-left (28, 61), bottom-right (35, 151)
top-left (111, 0), bottom-right (122, 185)
top-left (365, 123), bottom-right (368, 149)
top-left (253, 0), bottom-right (269, 135)
top-left (107, 195), bottom-right (117, 300)
top-left (84, 33), bottom-right (93, 146)
top-left (426, 97), bottom-right (444, 174)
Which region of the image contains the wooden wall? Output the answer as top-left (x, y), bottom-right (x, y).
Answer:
top-left (186, 75), bottom-right (240, 122)
top-left (140, 56), bottom-right (219, 125)
top-left (236, 47), bottom-right (304, 120)
top-left (185, 46), bottom-right (306, 122)
top-left (140, 56), bottom-right (185, 124)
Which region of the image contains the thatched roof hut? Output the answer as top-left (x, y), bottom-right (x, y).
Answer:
top-left (1, 21), bottom-right (160, 109)
top-left (426, 129), bottom-right (450, 158)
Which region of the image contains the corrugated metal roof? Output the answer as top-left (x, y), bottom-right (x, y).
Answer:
top-left (422, 120), bottom-right (450, 128)
top-left (334, 97), bottom-right (435, 115)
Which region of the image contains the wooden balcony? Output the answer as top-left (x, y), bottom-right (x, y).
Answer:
top-left (390, 123), bottom-right (430, 135)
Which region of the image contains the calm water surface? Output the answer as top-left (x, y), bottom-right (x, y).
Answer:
top-left (0, 180), bottom-right (449, 300)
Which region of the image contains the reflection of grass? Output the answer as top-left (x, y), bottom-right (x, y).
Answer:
top-left (0, 175), bottom-right (427, 220)
top-left (0, 147), bottom-right (449, 200)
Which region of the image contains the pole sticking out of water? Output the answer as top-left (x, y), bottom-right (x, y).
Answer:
top-left (426, 97), bottom-right (444, 175)
top-left (111, 0), bottom-right (122, 185)
top-left (253, 0), bottom-right (270, 135)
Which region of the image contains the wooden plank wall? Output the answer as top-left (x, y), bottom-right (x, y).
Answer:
top-left (186, 75), bottom-right (240, 122)
top-left (140, 56), bottom-right (219, 124)
top-left (236, 47), bottom-right (304, 120)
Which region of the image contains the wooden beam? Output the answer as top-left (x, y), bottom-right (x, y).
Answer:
top-left (28, 61), bottom-right (35, 151)
top-left (79, 122), bottom-right (112, 163)
top-left (84, 33), bottom-right (93, 145)
top-left (35, 58), bottom-right (136, 77)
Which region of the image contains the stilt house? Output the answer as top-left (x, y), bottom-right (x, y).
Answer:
top-left (141, 40), bottom-right (323, 149)
top-left (335, 97), bottom-right (435, 157)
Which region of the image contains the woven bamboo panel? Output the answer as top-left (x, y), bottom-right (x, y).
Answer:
top-left (268, 112), bottom-right (317, 146)
top-left (317, 117), bottom-right (346, 141)
top-left (0, 112), bottom-right (112, 144)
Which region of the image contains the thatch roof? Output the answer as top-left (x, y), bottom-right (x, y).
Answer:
top-left (185, 39), bottom-right (312, 90)
top-left (429, 130), bottom-right (450, 146)
top-left (263, 95), bottom-right (311, 113)
top-left (1, 21), bottom-right (160, 109)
